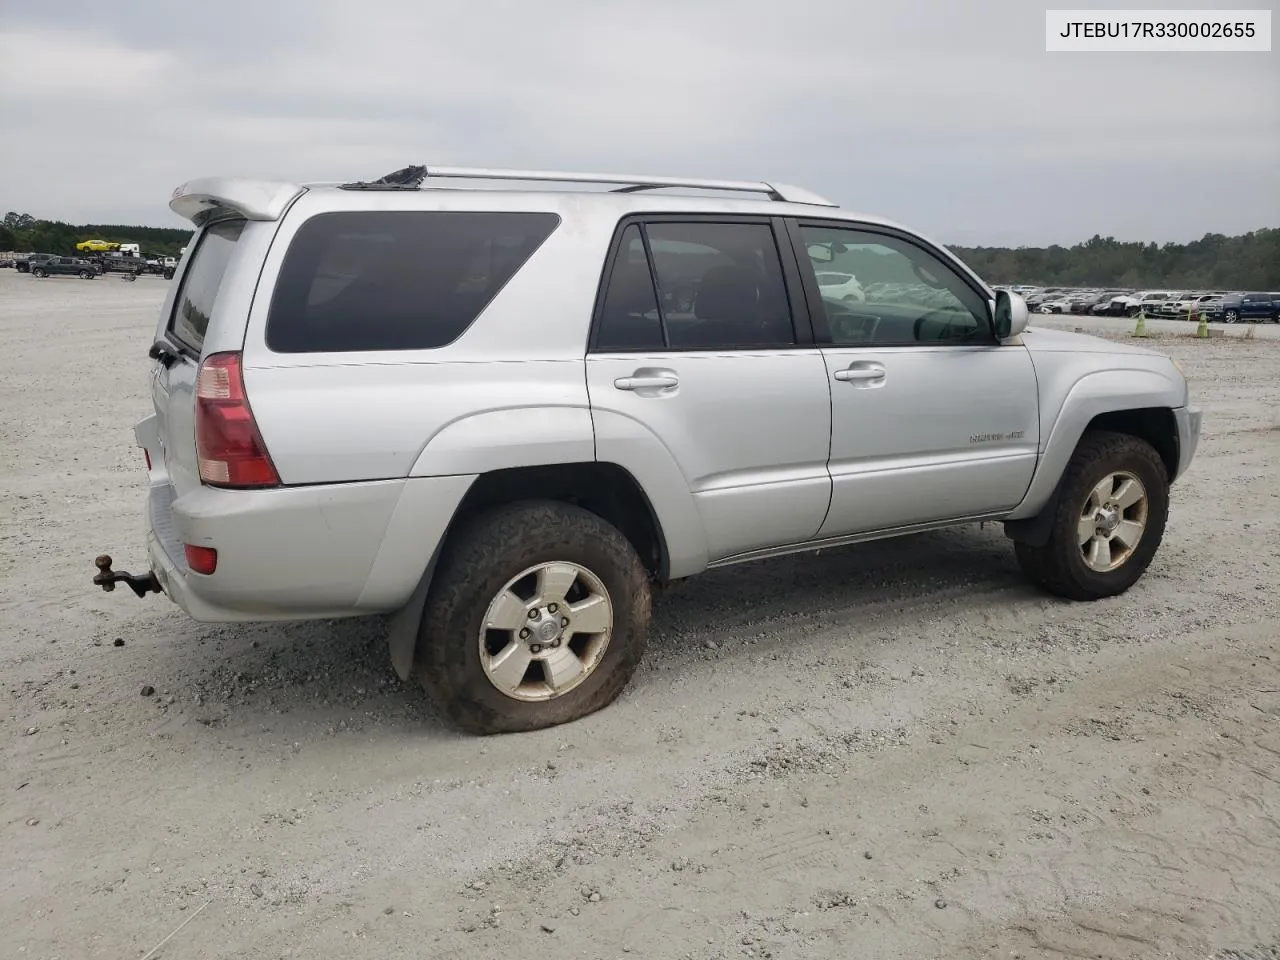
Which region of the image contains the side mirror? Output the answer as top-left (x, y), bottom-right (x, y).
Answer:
top-left (994, 289), bottom-right (1029, 340)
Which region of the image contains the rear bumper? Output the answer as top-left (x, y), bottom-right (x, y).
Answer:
top-left (143, 473), bottom-right (476, 623)
top-left (1173, 404), bottom-right (1202, 481)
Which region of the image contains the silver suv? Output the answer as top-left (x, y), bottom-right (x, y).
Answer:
top-left (94, 164), bottom-right (1202, 734)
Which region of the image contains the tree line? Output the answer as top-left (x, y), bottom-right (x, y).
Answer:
top-left (1, 212), bottom-right (192, 258)
top-left (3, 209), bottom-right (1276, 290)
top-left (950, 227), bottom-right (1279, 290)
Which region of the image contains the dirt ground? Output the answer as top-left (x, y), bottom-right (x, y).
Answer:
top-left (2, 269), bottom-right (1277, 960)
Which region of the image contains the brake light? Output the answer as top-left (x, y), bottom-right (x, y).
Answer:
top-left (184, 544), bottom-right (218, 575)
top-left (194, 351), bottom-right (280, 488)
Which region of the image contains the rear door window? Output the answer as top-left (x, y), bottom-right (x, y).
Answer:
top-left (594, 220), bottom-right (796, 352)
top-left (168, 218), bottom-right (245, 354)
top-left (647, 222), bottom-right (796, 349)
top-left (265, 211), bottom-right (561, 353)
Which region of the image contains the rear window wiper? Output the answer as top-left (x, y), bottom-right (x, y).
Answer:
top-left (148, 340), bottom-right (181, 368)
top-left (148, 338), bottom-right (197, 367)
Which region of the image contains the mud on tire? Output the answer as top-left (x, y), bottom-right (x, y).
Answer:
top-left (1015, 430), bottom-right (1170, 601)
top-left (415, 500), bottom-right (652, 735)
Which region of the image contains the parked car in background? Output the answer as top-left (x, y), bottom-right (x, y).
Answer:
top-left (1127, 292), bottom-right (1170, 317)
top-left (1067, 292), bottom-right (1097, 314)
top-left (1088, 291), bottom-right (1125, 313)
top-left (1191, 295), bottom-right (1225, 318)
top-left (1025, 289), bottom-right (1065, 310)
top-left (89, 254), bottom-right (146, 277)
top-left (1151, 293), bottom-right (1187, 317)
top-left (29, 256), bottom-right (99, 279)
top-left (814, 271), bottom-right (866, 302)
top-left (1170, 293), bottom-right (1225, 318)
top-left (1038, 295), bottom-right (1075, 314)
top-left (15, 252), bottom-right (58, 274)
top-left (1204, 292), bottom-right (1280, 323)
top-left (1091, 292), bottom-right (1138, 316)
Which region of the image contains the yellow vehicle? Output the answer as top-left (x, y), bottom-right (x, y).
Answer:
top-left (76, 239), bottom-right (120, 252)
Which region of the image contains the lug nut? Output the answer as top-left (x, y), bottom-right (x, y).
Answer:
top-left (552, 639), bottom-right (561, 648)
top-left (530, 643), bottom-right (542, 654)
top-left (528, 609), bottom-right (538, 620)
top-left (560, 617), bottom-right (569, 628)
top-left (547, 603), bottom-right (558, 613)
top-left (520, 628), bottom-right (530, 639)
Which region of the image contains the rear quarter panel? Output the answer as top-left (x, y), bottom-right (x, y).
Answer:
top-left (238, 190), bottom-right (616, 485)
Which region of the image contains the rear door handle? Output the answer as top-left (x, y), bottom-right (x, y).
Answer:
top-left (833, 363), bottom-right (886, 383)
top-left (614, 375), bottom-right (679, 391)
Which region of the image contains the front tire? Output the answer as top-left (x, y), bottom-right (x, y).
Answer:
top-left (1223, 309), bottom-right (1239, 324)
top-left (416, 500), bottom-right (652, 734)
top-left (32, 268), bottom-right (47, 278)
top-left (1014, 431), bottom-right (1169, 601)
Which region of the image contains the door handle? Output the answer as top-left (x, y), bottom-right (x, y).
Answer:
top-left (614, 375), bottom-right (679, 391)
top-left (833, 363), bottom-right (885, 383)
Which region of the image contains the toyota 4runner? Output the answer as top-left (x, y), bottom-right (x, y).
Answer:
top-left (93, 164), bottom-right (1202, 734)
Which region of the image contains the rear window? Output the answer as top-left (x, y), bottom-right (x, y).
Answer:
top-left (265, 210), bottom-right (561, 353)
top-left (168, 219), bottom-right (245, 353)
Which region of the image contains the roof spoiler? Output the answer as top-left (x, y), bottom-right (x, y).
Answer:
top-left (169, 177), bottom-right (305, 225)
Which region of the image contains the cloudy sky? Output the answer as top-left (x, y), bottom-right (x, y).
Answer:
top-left (1, 0), bottom-right (1275, 245)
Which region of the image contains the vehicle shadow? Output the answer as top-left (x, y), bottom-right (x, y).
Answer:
top-left (140, 522), bottom-right (1033, 739)
top-left (646, 521), bottom-right (1027, 656)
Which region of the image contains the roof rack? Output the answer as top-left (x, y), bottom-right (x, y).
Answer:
top-left (338, 164), bottom-right (836, 206)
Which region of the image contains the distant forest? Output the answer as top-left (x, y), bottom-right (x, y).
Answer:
top-left (3, 209), bottom-right (1276, 290)
top-left (1, 212), bottom-right (192, 258)
top-left (950, 228), bottom-right (1278, 290)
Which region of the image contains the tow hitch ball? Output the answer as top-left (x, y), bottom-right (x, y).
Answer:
top-left (93, 555), bottom-right (162, 598)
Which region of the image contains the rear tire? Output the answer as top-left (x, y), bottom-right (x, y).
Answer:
top-left (79, 270), bottom-right (92, 279)
top-left (415, 500), bottom-right (652, 735)
top-left (32, 268), bottom-right (46, 278)
top-left (1014, 431), bottom-right (1169, 601)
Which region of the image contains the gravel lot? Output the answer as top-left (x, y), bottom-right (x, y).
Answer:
top-left (2, 268), bottom-right (1278, 960)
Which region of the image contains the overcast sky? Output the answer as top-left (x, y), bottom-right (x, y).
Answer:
top-left (1, 0), bottom-right (1275, 246)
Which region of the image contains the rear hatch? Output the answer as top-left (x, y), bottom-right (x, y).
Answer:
top-left (149, 219), bottom-right (247, 500)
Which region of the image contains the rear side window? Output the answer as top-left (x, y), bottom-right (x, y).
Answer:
top-left (595, 225), bottom-right (664, 350)
top-left (594, 220), bottom-right (796, 352)
top-left (169, 219), bottom-right (245, 353)
top-left (265, 211), bottom-right (560, 353)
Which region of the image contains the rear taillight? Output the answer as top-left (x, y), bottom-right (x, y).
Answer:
top-left (194, 351), bottom-right (280, 488)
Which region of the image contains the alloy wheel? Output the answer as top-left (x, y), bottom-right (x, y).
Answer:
top-left (1078, 471), bottom-right (1148, 573)
top-left (478, 561), bottom-right (614, 702)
